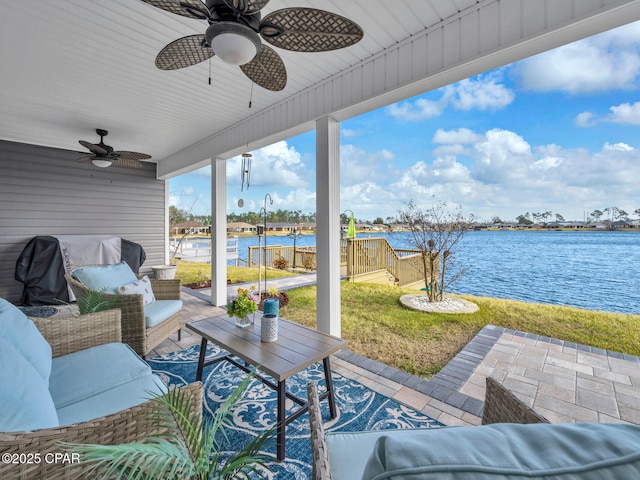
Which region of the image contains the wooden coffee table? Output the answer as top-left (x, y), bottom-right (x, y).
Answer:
top-left (186, 314), bottom-right (347, 461)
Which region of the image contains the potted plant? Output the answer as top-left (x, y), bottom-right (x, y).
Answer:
top-left (258, 286), bottom-right (289, 310)
top-left (66, 376), bottom-right (273, 479)
top-left (56, 288), bottom-right (118, 315)
top-left (227, 287), bottom-right (259, 328)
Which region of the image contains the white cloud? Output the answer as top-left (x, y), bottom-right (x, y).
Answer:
top-left (385, 98), bottom-right (445, 121)
top-left (472, 129), bottom-right (533, 183)
top-left (605, 102), bottom-right (640, 124)
top-left (575, 111), bottom-right (596, 127)
top-left (340, 144), bottom-right (395, 185)
top-left (256, 128), bottom-right (640, 222)
top-left (575, 101), bottom-right (640, 127)
top-left (169, 185), bottom-right (202, 212)
top-left (386, 73), bottom-right (513, 122)
top-left (226, 141), bottom-right (307, 189)
top-left (445, 77), bottom-right (515, 111)
top-left (340, 181), bottom-right (391, 218)
top-left (280, 188), bottom-right (316, 211)
top-left (512, 22), bottom-right (640, 94)
top-left (433, 144), bottom-right (469, 156)
top-left (342, 128), bottom-right (365, 138)
top-left (433, 128), bottom-right (484, 144)
top-left (603, 142), bottom-right (634, 152)
top-left (530, 156), bottom-right (564, 171)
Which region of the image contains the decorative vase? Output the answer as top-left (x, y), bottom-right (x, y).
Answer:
top-left (235, 312), bottom-right (255, 328)
top-left (261, 314), bottom-right (278, 342)
top-left (263, 298), bottom-right (279, 317)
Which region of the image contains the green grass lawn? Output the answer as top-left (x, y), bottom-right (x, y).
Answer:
top-left (174, 260), bottom-right (295, 285)
top-left (279, 282), bottom-right (640, 378)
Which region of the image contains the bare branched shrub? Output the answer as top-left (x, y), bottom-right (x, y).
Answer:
top-left (397, 199), bottom-right (474, 302)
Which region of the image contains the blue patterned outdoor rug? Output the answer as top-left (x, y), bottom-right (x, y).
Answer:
top-left (148, 344), bottom-right (443, 479)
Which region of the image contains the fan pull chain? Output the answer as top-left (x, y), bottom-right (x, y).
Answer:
top-left (248, 82), bottom-right (254, 108)
top-left (208, 57), bottom-right (212, 85)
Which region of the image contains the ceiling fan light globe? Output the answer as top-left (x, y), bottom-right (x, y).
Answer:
top-left (92, 159), bottom-right (113, 168)
top-left (206, 22), bottom-right (260, 65)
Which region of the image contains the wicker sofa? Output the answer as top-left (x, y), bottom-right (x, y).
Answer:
top-left (65, 261), bottom-right (183, 357)
top-left (308, 379), bottom-right (640, 480)
top-left (0, 300), bottom-right (202, 480)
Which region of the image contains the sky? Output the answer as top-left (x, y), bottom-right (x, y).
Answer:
top-left (169, 20), bottom-right (640, 223)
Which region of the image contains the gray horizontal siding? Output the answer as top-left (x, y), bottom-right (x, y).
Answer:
top-left (0, 140), bottom-right (167, 303)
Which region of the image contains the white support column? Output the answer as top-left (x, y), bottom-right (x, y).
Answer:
top-left (316, 116), bottom-right (341, 336)
top-left (164, 181), bottom-right (171, 264)
top-left (211, 157), bottom-right (227, 306)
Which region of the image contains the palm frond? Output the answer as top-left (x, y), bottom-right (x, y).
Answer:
top-left (77, 288), bottom-right (118, 314)
top-left (65, 374), bottom-right (274, 480)
top-left (217, 425), bottom-right (275, 479)
top-left (64, 439), bottom-right (194, 479)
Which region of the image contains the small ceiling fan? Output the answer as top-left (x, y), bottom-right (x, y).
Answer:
top-left (140, 0), bottom-right (364, 91)
top-left (78, 129), bottom-right (151, 169)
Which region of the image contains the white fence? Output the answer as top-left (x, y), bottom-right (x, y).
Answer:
top-left (171, 237), bottom-right (239, 264)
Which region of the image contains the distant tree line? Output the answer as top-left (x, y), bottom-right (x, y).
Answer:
top-left (228, 209), bottom-right (316, 224)
top-left (491, 207), bottom-right (640, 226)
top-left (171, 204), bottom-right (640, 227)
top-left (170, 206), bottom-right (317, 225)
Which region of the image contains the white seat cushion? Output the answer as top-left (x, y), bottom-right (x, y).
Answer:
top-left (0, 298), bottom-right (52, 385)
top-left (144, 300), bottom-right (182, 328)
top-left (327, 428), bottom-right (433, 480)
top-left (0, 338), bottom-right (58, 431)
top-left (56, 373), bottom-right (167, 426)
top-left (49, 342), bottom-right (151, 409)
top-left (361, 423), bottom-right (640, 480)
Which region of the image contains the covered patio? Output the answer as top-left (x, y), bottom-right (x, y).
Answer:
top-left (3, 0), bottom-right (640, 339)
top-left (2, 2), bottom-right (640, 476)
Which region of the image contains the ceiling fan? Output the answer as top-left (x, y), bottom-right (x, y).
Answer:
top-left (78, 129), bottom-right (151, 169)
top-left (140, 0), bottom-right (364, 91)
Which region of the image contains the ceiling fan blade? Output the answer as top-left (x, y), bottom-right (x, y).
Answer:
top-left (78, 156), bottom-right (95, 163)
top-left (260, 8), bottom-right (363, 52)
top-left (222, 0), bottom-right (269, 15)
top-left (110, 156), bottom-right (144, 169)
top-left (112, 151), bottom-right (152, 161)
top-left (112, 159), bottom-right (144, 169)
top-left (155, 35), bottom-right (214, 70)
top-left (139, 0), bottom-right (209, 20)
top-left (244, 0), bottom-right (270, 14)
top-left (79, 140), bottom-right (108, 155)
top-left (239, 45), bottom-right (287, 91)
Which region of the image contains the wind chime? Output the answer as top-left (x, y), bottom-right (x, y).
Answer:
top-left (237, 152), bottom-right (252, 208)
top-left (241, 152), bottom-right (252, 191)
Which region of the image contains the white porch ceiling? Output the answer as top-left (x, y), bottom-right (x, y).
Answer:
top-left (2, 0), bottom-right (640, 178)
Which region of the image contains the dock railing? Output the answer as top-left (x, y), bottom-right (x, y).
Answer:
top-left (247, 237), bottom-right (425, 287)
top-left (342, 237), bottom-right (424, 287)
top-left (248, 245), bottom-right (316, 270)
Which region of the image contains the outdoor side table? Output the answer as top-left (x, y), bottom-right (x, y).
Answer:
top-left (186, 314), bottom-right (347, 461)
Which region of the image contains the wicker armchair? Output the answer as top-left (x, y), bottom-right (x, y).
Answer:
top-left (481, 376), bottom-right (549, 425)
top-left (0, 310), bottom-right (203, 480)
top-left (308, 377), bottom-right (549, 480)
top-left (65, 272), bottom-right (182, 357)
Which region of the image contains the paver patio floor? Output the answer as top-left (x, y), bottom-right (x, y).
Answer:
top-left (151, 288), bottom-right (640, 426)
